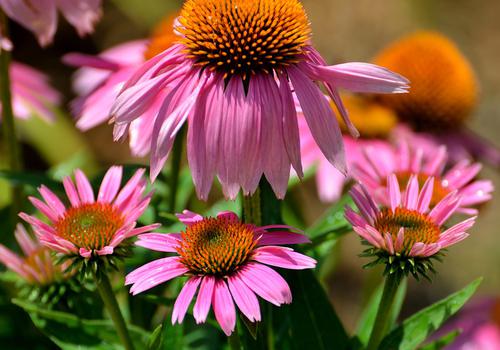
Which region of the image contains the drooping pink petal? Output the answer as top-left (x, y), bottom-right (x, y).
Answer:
top-left (57, 0), bottom-right (102, 37)
top-left (212, 280), bottom-right (236, 336)
top-left (125, 256), bottom-right (182, 284)
top-left (252, 246), bottom-right (316, 269)
top-left (193, 276), bottom-right (215, 324)
top-left (172, 276), bottom-right (202, 325)
top-left (129, 263), bottom-right (189, 295)
top-left (227, 274), bottom-right (261, 322)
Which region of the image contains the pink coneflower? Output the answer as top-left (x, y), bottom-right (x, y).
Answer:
top-left (19, 166), bottom-right (158, 263)
top-left (351, 140), bottom-right (493, 214)
top-left (0, 224), bottom-right (71, 285)
top-left (0, 0), bottom-right (102, 46)
top-left (345, 174), bottom-right (475, 278)
top-left (2, 62), bottom-right (61, 122)
top-left (126, 210), bottom-right (316, 336)
top-left (111, 0), bottom-right (409, 200)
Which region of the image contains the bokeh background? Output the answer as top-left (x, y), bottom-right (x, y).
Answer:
top-left (2, 0), bottom-right (499, 338)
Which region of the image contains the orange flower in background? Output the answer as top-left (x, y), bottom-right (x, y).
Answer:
top-left (374, 31), bottom-right (478, 131)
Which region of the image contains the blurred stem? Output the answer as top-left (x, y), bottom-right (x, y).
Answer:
top-left (366, 272), bottom-right (402, 350)
top-left (242, 186), bottom-right (261, 225)
top-left (228, 329), bottom-right (242, 350)
top-left (0, 11), bottom-right (22, 214)
top-left (167, 126), bottom-right (186, 213)
top-left (93, 272), bottom-right (135, 350)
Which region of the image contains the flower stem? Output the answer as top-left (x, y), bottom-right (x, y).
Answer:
top-left (0, 11), bottom-right (23, 214)
top-left (93, 273), bottom-right (135, 350)
top-left (366, 273), bottom-right (402, 350)
top-left (167, 126), bottom-right (186, 213)
top-left (228, 329), bottom-right (242, 350)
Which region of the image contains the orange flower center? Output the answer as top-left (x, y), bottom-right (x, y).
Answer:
top-left (374, 31), bottom-right (478, 131)
top-left (374, 207), bottom-right (440, 254)
top-left (178, 0), bottom-right (311, 81)
top-left (177, 217), bottom-right (257, 276)
top-left (55, 203), bottom-right (125, 251)
top-left (144, 14), bottom-right (179, 60)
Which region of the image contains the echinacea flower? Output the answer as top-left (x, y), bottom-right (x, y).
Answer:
top-left (0, 0), bottom-right (102, 47)
top-left (126, 210), bottom-right (316, 336)
top-left (374, 31), bottom-right (500, 167)
top-left (111, 0), bottom-right (409, 200)
top-left (351, 140), bottom-right (493, 214)
top-left (0, 224), bottom-right (71, 285)
top-left (63, 15), bottom-right (178, 157)
top-left (299, 94), bottom-right (397, 202)
top-left (2, 62), bottom-right (60, 122)
top-left (345, 174), bottom-right (475, 278)
top-left (433, 297), bottom-right (500, 350)
top-left (19, 166), bottom-right (158, 268)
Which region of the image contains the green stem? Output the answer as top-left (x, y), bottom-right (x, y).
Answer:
top-left (167, 126), bottom-right (186, 213)
top-left (366, 273), bottom-right (402, 350)
top-left (228, 329), bottom-right (242, 350)
top-left (0, 11), bottom-right (22, 214)
top-left (93, 273), bottom-right (135, 350)
top-left (242, 185), bottom-right (261, 225)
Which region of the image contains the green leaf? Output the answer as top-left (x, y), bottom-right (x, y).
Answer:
top-left (13, 298), bottom-right (149, 349)
top-left (356, 279), bottom-right (408, 346)
top-left (148, 324), bottom-right (163, 350)
top-left (379, 278), bottom-right (482, 350)
top-left (162, 320), bottom-right (184, 350)
top-left (288, 270), bottom-right (349, 350)
top-left (419, 330), bottom-right (460, 350)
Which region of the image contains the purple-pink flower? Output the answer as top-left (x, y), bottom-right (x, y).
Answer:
top-left (346, 174), bottom-right (475, 258)
top-left (20, 166), bottom-right (158, 259)
top-left (126, 210), bottom-right (316, 336)
top-left (2, 62), bottom-right (60, 122)
top-left (111, 0), bottom-right (409, 200)
top-left (351, 140), bottom-right (493, 214)
top-left (0, 0), bottom-right (102, 46)
top-left (0, 224), bottom-right (71, 285)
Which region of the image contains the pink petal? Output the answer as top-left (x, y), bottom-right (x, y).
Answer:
top-left (172, 276), bottom-right (202, 324)
top-left (79, 248), bottom-right (92, 258)
top-left (129, 264), bottom-right (188, 295)
top-left (193, 276), bottom-right (215, 324)
top-left (62, 52), bottom-right (119, 71)
top-left (417, 177), bottom-right (435, 213)
top-left (176, 210), bottom-right (203, 226)
top-left (38, 185), bottom-right (65, 219)
top-left (14, 224), bottom-right (38, 256)
top-left (212, 280), bottom-right (236, 336)
top-left (28, 196), bottom-right (58, 223)
top-left (58, 0), bottom-right (102, 37)
top-left (238, 263), bottom-right (292, 306)
top-left (387, 174), bottom-right (401, 212)
top-left (125, 256), bottom-right (181, 284)
top-left (403, 175), bottom-right (419, 210)
top-left (63, 177), bottom-right (81, 207)
top-left (252, 246), bottom-right (316, 270)
top-left (256, 231), bottom-right (310, 246)
top-left (227, 274), bottom-right (261, 322)
top-left (75, 169), bottom-right (95, 203)
top-left (98, 166), bottom-right (123, 203)
top-left (135, 233), bottom-right (180, 252)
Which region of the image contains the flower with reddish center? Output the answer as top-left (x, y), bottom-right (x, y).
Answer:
top-left (374, 31), bottom-right (500, 167)
top-left (63, 15), bottom-right (179, 157)
top-left (0, 0), bottom-right (102, 47)
top-left (126, 210), bottom-right (316, 336)
top-left (19, 166), bottom-right (158, 261)
top-left (2, 62), bottom-right (60, 122)
top-left (345, 174), bottom-right (475, 278)
top-left (299, 94), bottom-right (397, 202)
top-left (0, 224), bottom-right (71, 285)
top-left (111, 0), bottom-right (409, 200)
top-left (351, 140), bottom-right (493, 214)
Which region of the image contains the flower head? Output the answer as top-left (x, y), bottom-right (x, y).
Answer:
top-left (20, 166), bottom-right (158, 268)
top-left (0, 0), bottom-right (102, 47)
top-left (3, 62), bottom-right (60, 122)
top-left (112, 0), bottom-right (409, 200)
top-left (351, 140), bottom-right (493, 214)
top-left (126, 210), bottom-right (316, 335)
top-left (0, 224), bottom-right (71, 285)
top-left (63, 15), bottom-right (178, 157)
top-left (346, 174), bottom-right (475, 279)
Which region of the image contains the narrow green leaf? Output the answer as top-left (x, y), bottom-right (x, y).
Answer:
top-left (419, 330), bottom-right (461, 350)
top-left (307, 195), bottom-right (353, 240)
top-left (148, 324), bottom-right (164, 350)
top-left (289, 270), bottom-right (349, 350)
top-left (379, 278), bottom-right (482, 350)
top-left (356, 279), bottom-right (408, 346)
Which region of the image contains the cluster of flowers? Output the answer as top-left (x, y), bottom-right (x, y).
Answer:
top-left (0, 0), bottom-right (497, 348)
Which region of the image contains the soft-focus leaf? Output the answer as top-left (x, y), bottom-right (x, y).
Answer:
top-left (356, 278), bottom-right (408, 346)
top-left (307, 194), bottom-right (353, 241)
top-left (148, 324), bottom-right (163, 350)
top-left (288, 270), bottom-right (349, 350)
top-left (419, 330), bottom-right (461, 350)
top-left (13, 298), bottom-right (149, 349)
top-left (379, 278), bottom-right (482, 350)
top-left (0, 170), bottom-right (62, 191)
top-left (162, 320), bottom-right (184, 350)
